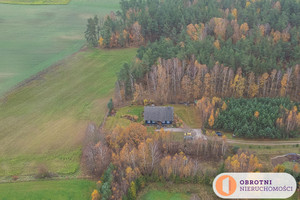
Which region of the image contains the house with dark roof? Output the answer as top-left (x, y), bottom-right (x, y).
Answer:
top-left (144, 106), bottom-right (174, 125)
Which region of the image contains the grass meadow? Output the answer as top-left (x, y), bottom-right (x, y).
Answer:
top-left (140, 190), bottom-right (190, 200)
top-left (0, 0), bottom-right (70, 4)
top-left (137, 183), bottom-right (298, 200)
top-left (0, 48), bottom-right (137, 177)
top-left (0, 0), bottom-right (120, 95)
top-left (104, 106), bottom-right (144, 131)
top-left (137, 183), bottom-right (216, 200)
top-left (0, 179), bottom-right (95, 200)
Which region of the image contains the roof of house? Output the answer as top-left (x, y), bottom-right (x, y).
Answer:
top-left (144, 106), bottom-right (174, 122)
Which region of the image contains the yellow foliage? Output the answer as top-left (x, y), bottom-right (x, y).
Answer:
top-left (273, 165), bottom-right (285, 172)
top-left (222, 135), bottom-right (227, 141)
top-left (187, 24), bottom-right (197, 40)
top-left (231, 8), bottom-right (238, 19)
top-left (293, 106), bottom-right (298, 112)
top-left (143, 99), bottom-right (154, 106)
top-left (214, 39), bottom-right (220, 50)
top-left (226, 153), bottom-right (262, 172)
top-left (212, 96), bottom-right (221, 106)
top-left (126, 166), bottom-right (133, 176)
top-left (123, 29), bottom-right (128, 37)
top-left (246, 1), bottom-right (251, 8)
top-left (231, 74), bottom-right (245, 97)
top-left (276, 117), bottom-right (283, 127)
top-left (143, 99), bottom-right (148, 106)
top-left (222, 102), bottom-right (227, 111)
top-left (98, 37), bottom-right (104, 48)
top-left (280, 73), bottom-right (288, 96)
top-left (240, 23), bottom-right (249, 35)
top-left (259, 73), bottom-right (269, 89)
top-left (249, 83), bottom-right (259, 98)
top-left (254, 111), bottom-right (259, 118)
top-left (273, 30), bottom-right (281, 43)
top-left (91, 189), bottom-right (100, 200)
top-left (186, 24), bottom-right (204, 41)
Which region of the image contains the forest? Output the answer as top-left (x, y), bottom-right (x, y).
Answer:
top-left (85, 123), bottom-right (300, 200)
top-left (196, 97), bottom-right (300, 139)
top-left (84, 123), bottom-right (264, 200)
top-left (86, 0), bottom-right (300, 74)
top-left (85, 0), bottom-right (300, 138)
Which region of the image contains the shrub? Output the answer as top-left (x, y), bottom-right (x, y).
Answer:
top-left (232, 146), bottom-right (240, 154)
top-left (12, 175), bottom-right (19, 181)
top-left (35, 164), bottom-right (52, 179)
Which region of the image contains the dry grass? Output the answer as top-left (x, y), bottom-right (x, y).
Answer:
top-left (172, 105), bottom-right (202, 128)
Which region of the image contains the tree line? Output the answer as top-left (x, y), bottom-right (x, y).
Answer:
top-left (114, 59), bottom-right (299, 104)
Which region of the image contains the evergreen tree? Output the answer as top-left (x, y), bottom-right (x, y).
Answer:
top-left (107, 99), bottom-right (114, 114)
top-left (85, 16), bottom-right (100, 47)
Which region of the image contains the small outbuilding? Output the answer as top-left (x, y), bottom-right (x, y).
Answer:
top-left (144, 106), bottom-right (174, 125)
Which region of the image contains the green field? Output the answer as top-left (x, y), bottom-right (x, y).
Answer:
top-left (137, 183), bottom-right (216, 200)
top-left (0, 0), bottom-right (70, 4)
top-left (0, 179), bottom-right (95, 200)
top-left (0, 0), bottom-right (120, 95)
top-left (139, 190), bottom-right (298, 200)
top-left (0, 48), bottom-right (137, 177)
top-left (104, 106), bottom-right (144, 130)
top-left (140, 190), bottom-right (190, 200)
top-left (137, 183), bottom-right (298, 200)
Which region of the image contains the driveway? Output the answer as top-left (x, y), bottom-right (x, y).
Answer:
top-left (157, 128), bottom-right (300, 146)
top-left (227, 139), bottom-right (300, 146)
top-left (156, 128), bottom-right (207, 140)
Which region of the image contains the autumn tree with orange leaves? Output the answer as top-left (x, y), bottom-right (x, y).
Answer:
top-left (91, 189), bottom-right (101, 200)
top-left (104, 123), bottom-right (228, 200)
